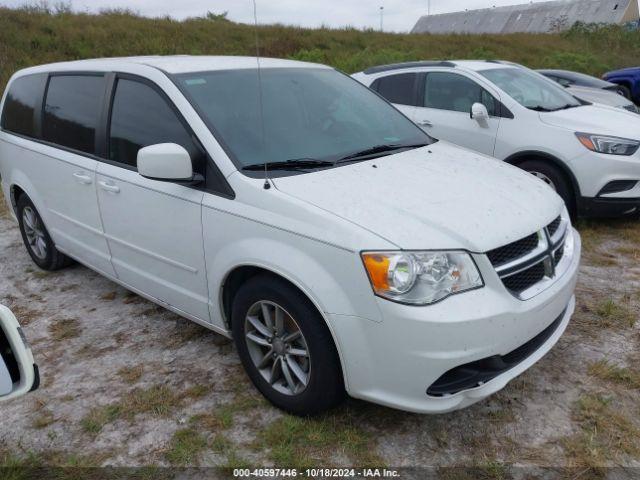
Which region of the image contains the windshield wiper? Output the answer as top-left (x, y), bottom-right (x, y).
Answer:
top-left (527, 105), bottom-right (554, 112)
top-left (554, 104), bottom-right (580, 111)
top-left (242, 159), bottom-right (334, 171)
top-left (335, 143), bottom-right (428, 164)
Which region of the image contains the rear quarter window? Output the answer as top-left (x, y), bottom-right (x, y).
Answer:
top-left (0, 73), bottom-right (48, 138)
top-left (371, 73), bottom-right (419, 106)
top-left (43, 75), bottom-right (106, 155)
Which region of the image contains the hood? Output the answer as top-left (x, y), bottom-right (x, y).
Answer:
top-left (539, 105), bottom-right (640, 138)
top-left (606, 67), bottom-right (640, 77)
top-left (272, 142), bottom-right (563, 252)
top-left (567, 86), bottom-right (633, 109)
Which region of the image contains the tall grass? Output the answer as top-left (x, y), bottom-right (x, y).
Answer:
top-left (1, 5), bottom-right (639, 93)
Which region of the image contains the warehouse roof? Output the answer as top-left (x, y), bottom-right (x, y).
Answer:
top-left (412, 0), bottom-right (639, 34)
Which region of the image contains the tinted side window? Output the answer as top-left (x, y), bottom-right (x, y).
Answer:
top-left (109, 79), bottom-right (204, 173)
top-left (1, 74), bottom-right (47, 138)
top-left (424, 72), bottom-right (497, 115)
top-left (372, 73), bottom-right (418, 106)
top-left (43, 75), bottom-right (106, 155)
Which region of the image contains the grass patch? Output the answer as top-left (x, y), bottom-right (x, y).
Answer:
top-left (256, 413), bottom-right (383, 468)
top-left (189, 412), bottom-right (226, 431)
top-left (2, 6), bottom-right (640, 95)
top-left (211, 434), bottom-right (233, 454)
top-left (31, 410), bottom-right (55, 429)
top-left (121, 384), bottom-right (181, 418)
top-left (588, 360), bottom-right (640, 390)
top-left (117, 365), bottom-right (144, 384)
top-left (165, 428), bottom-right (207, 466)
top-left (594, 298), bottom-right (636, 328)
top-left (562, 394), bottom-right (640, 469)
top-left (184, 384), bottom-right (210, 399)
top-left (80, 405), bottom-right (122, 435)
top-left (48, 317), bottom-right (81, 341)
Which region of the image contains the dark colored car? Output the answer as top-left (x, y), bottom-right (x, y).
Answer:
top-left (603, 67), bottom-right (640, 105)
top-left (538, 69), bottom-right (630, 98)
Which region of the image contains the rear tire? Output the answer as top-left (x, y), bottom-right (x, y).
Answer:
top-left (517, 159), bottom-right (576, 217)
top-left (231, 274), bottom-right (345, 416)
top-left (16, 194), bottom-right (73, 271)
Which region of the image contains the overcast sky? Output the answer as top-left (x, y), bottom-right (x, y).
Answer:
top-left (0, 0), bottom-right (629, 32)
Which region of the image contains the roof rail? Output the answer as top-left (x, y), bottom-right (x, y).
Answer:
top-left (486, 59), bottom-right (522, 67)
top-left (363, 61), bottom-right (456, 75)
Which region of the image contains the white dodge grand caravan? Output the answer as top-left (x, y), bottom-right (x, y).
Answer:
top-left (0, 56), bottom-right (580, 415)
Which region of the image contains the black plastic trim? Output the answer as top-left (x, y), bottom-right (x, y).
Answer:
top-left (598, 180), bottom-right (638, 196)
top-left (427, 307), bottom-right (566, 397)
top-left (579, 196), bottom-right (640, 218)
top-left (29, 364), bottom-right (40, 392)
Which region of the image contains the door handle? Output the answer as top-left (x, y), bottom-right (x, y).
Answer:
top-left (417, 119), bottom-right (433, 127)
top-left (98, 181), bottom-right (120, 194)
top-left (73, 172), bottom-right (93, 185)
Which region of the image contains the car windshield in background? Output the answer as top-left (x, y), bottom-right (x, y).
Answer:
top-left (480, 68), bottom-right (582, 112)
top-left (175, 68), bottom-right (431, 174)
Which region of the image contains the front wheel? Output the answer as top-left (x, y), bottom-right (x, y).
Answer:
top-left (615, 85), bottom-right (632, 100)
top-left (231, 274), bottom-right (345, 415)
top-left (518, 159), bottom-right (575, 216)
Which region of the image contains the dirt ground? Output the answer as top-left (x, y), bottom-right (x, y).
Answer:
top-left (0, 194), bottom-right (639, 477)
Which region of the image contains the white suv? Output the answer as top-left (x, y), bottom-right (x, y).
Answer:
top-left (353, 60), bottom-right (640, 218)
top-left (0, 56), bottom-right (580, 414)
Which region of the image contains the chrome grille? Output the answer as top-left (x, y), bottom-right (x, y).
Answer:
top-left (487, 215), bottom-right (570, 299)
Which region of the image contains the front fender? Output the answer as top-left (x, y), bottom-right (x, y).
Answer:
top-left (206, 235), bottom-right (383, 329)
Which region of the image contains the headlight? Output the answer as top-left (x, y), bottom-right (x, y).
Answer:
top-left (361, 251), bottom-right (483, 305)
top-left (575, 132), bottom-right (640, 156)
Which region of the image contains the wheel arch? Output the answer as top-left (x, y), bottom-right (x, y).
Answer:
top-left (504, 150), bottom-right (581, 200)
top-left (218, 262), bottom-right (350, 390)
top-left (8, 175), bottom-right (51, 229)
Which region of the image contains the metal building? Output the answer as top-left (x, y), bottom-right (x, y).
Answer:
top-left (411, 0), bottom-right (640, 34)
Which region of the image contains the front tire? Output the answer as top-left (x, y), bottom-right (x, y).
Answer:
top-left (16, 194), bottom-right (72, 271)
top-left (615, 85), bottom-right (632, 100)
top-left (231, 274), bottom-right (345, 415)
top-left (518, 159), bottom-right (575, 217)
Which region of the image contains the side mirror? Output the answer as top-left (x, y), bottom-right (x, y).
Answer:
top-left (471, 103), bottom-right (489, 121)
top-left (137, 143), bottom-right (195, 182)
top-left (0, 305), bottom-right (38, 402)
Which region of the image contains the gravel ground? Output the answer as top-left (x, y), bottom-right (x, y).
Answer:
top-left (0, 196), bottom-right (639, 477)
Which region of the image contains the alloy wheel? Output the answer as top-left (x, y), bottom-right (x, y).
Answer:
top-left (244, 300), bottom-right (311, 396)
top-left (529, 171), bottom-right (557, 191)
top-left (22, 206), bottom-right (47, 260)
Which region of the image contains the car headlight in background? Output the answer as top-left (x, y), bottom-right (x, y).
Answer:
top-left (575, 132), bottom-right (640, 156)
top-left (361, 251), bottom-right (483, 305)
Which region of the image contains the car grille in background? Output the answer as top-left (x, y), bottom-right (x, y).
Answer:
top-left (487, 216), bottom-right (566, 298)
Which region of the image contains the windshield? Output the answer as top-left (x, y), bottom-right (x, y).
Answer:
top-left (175, 68), bottom-right (431, 174)
top-left (480, 67), bottom-right (582, 111)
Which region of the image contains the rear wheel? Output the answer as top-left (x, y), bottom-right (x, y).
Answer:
top-left (517, 159), bottom-right (575, 216)
top-left (16, 194), bottom-right (72, 271)
top-left (231, 274), bottom-right (345, 415)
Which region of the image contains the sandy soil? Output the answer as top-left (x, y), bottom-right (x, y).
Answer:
top-left (0, 200), bottom-right (639, 475)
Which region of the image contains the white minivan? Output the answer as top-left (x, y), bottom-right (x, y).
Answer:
top-left (0, 56), bottom-right (580, 415)
top-left (354, 61), bottom-right (640, 218)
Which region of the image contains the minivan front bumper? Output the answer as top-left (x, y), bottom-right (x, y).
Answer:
top-left (329, 230), bottom-right (581, 414)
